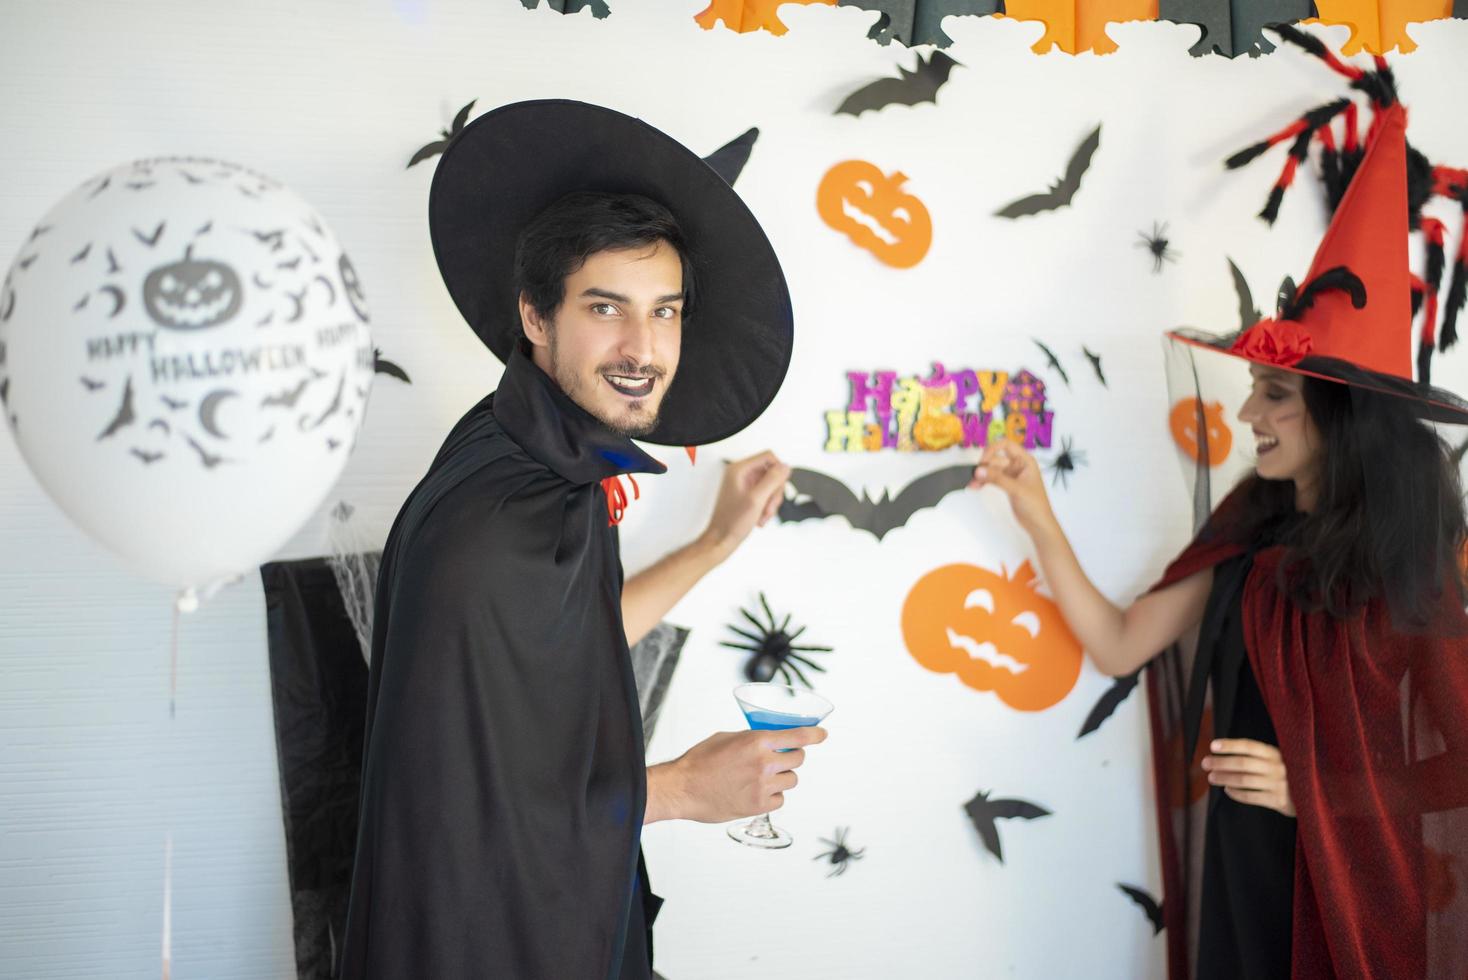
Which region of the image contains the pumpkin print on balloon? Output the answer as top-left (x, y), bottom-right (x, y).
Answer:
top-left (901, 561), bottom-right (1082, 711)
top-left (816, 160), bottom-right (932, 268)
top-left (1169, 397), bottom-right (1232, 467)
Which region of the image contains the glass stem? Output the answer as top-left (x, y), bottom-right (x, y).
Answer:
top-left (746, 813), bottom-right (777, 839)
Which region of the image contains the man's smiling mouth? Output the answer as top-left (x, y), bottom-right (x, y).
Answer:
top-left (604, 374), bottom-right (656, 398)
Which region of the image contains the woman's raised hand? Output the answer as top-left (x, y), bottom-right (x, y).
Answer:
top-left (968, 441), bottom-right (1057, 538)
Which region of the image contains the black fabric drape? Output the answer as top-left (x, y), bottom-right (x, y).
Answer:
top-left (261, 557), bottom-right (373, 980)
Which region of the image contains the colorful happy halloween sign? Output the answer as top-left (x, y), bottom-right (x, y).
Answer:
top-left (825, 364), bottom-right (1055, 452)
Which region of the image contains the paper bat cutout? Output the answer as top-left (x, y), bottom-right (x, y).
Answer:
top-left (79, 376), bottom-right (104, 392)
top-left (1076, 668), bottom-right (1140, 738)
top-left (130, 447), bottom-right (163, 465)
top-left (1159, 0), bottom-right (1310, 57)
top-left (837, 0), bottom-right (1000, 46)
top-left (520, 0), bottom-right (611, 17)
top-left (835, 51), bottom-right (960, 116)
top-left (1033, 338), bottom-right (1071, 388)
top-left (702, 127), bottom-right (759, 186)
top-left (1081, 346), bottom-right (1107, 387)
top-left (1227, 257), bottom-right (1263, 330)
top-left (964, 789), bottom-right (1051, 863)
top-left (407, 99), bottom-right (477, 169)
top-left (777, 465), bottom-right (973, 541)
top-left (373, 349), bottom-right (412, 384)
top-left (1001, 0), bottom-right (1156, 53)
top-left (994, 125), bottom-right (1100, 219)
top-left (1309, 0), bottom-right (1453, 55)
top-left (1118, 883), bottom-right (1165, 934)
top-left (160, 395), bottom-right (188, 411)
top-left (694, 0), bottom-right (835, 35)
top-left (97, 376), bottom-right (136, 440)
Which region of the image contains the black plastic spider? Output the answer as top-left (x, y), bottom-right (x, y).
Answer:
top-left (721, 593), bottom-right (831, 689)
top-left (1136, 221), bottom-right (1179, 273)
top-left (814, 827), bottom-right (865, 877)
top-left (1045, 435), bottom-right (1088, 489)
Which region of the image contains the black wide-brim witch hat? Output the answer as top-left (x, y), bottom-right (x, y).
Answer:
top-left (428, 100), bottom-right (793, 447)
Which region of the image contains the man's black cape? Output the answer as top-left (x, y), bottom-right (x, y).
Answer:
top-left (338, 343), bottom-right (668, 979)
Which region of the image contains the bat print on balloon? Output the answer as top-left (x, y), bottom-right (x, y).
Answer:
top-left (901, 561), bottom-right (1082, 711)
top-left (816, 160), bottom-right (932, 269)
top-left (0, 157), bottom-right (373, 469)
top-left (825, 364), bottom-right (1056, 453)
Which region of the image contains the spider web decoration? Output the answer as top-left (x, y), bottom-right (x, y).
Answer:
top-left (1045, 435), bottom-right (1088, 488)
top-left (721, 593), bottom-right (832, 689)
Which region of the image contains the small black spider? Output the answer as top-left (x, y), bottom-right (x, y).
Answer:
top-left (1045, 435), bottom-right (1088, 489)
top-left (721, 593), bottom-right (831, 689)
top-left (814, 827), bottom-right (865, 877)
top-left (1136, 221), bottom-right (1179, 273)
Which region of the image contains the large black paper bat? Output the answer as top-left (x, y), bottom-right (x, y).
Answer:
top-left (994, 125), bottom-right (1101, 219)
top-left (835, 51), bottom-right (960, 117)
top-left (407, 99), bottom-right (477, 169)
top-left (1118, 883), bottom-right (1165, 934)
top-left (1076, 668), bottom-right (1140, 738)
top-left (777, 465), bottom-right (973, 541)
top-left (1159, 0), bottom-right (1309, 58)
top-left (837, 0), bottom-right (1000, 47)
top-left (963, 789), bottom-right (1051, 863)
top-left (702, 127), bottom-right (759, 186)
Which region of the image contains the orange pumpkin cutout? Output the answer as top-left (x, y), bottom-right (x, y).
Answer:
top-left (1169, 397), bottom-right (1232, 467)
top-left (901, 562), bottom-right (1082, 711)
top-left (1162, 705), bottom-right (1213, 808)
top-left (816, 160), bottom-right (932, 269)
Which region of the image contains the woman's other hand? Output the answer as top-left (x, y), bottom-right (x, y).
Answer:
top-left (1204, 738), bottom-right (1296, 817)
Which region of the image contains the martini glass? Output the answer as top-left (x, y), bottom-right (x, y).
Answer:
top-left (728, 682), bottom-right (834, 849)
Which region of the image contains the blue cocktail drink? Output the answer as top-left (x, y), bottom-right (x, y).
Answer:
top-left (729, 682), bottom-right (834, 849)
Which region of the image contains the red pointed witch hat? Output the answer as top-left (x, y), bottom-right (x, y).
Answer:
top-left (1168, 31), bottom-right (1468, 425)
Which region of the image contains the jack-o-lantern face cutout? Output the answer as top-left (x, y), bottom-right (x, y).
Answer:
top-left (1169, 397), bottom-right (1232, 467)
top-left (143, 247), bottom-right (242, 330)
top-left (901, 562), bottom-right (1082, 711)
top-left (816, 160), bottom-right (932, 269)
top-left (339, 253), bottom-right (369, 323)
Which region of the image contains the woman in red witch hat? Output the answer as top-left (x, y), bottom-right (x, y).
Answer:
top-left (974, 35), bottom-right (1468, 980)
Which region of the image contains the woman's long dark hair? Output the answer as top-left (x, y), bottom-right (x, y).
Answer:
top-left (1231, 377), bottom-right (1467, 628)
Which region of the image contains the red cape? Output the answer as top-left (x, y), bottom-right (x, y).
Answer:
top-left (1146, 485), bottom-right (1468, 979)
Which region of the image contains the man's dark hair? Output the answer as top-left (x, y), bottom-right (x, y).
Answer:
top-left (513, 191), bottom-right (696, 325)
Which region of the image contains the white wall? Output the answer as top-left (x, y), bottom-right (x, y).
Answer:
top-left (2, 2), bottom-right (1467, 977)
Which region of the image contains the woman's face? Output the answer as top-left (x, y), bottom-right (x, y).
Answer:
top-left (1237, 366), bottom-right (1322, 496)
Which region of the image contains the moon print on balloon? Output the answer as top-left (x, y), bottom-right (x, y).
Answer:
top-left (339, 254), bottom-right (368, 323)
top-left (3, 156), bottom-right (375, 471)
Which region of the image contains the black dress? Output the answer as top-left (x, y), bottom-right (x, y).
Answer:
top-left (1188, 553), bottom-right (1298, 980)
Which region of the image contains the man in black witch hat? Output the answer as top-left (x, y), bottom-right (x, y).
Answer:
top-left (338, 101), bottom-right (819, 980)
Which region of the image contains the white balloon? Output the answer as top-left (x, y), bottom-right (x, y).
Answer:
top-left (0, 157), bottom-right (374, 591)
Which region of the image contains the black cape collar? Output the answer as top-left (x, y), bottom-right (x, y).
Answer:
top-left (493, 341), bottom-right (667, 486)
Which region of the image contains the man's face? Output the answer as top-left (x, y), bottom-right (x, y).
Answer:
top-left (521, 241), bottom-right (684, 437)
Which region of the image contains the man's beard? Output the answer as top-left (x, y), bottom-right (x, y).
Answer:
top-left (548, 332), bottom-right (666, 438)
